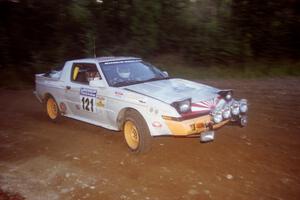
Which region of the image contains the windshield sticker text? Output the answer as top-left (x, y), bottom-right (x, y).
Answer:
top-left (103, 59), bottom-right (141, 65)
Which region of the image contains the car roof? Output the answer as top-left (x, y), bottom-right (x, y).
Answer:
top-left (69, 56), bottom-right (141, 63)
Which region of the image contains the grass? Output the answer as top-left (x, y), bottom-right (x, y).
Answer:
top-left (150, 55), bottom-right (300, 79)
top-left (1, 55), bottom-right (299, 89)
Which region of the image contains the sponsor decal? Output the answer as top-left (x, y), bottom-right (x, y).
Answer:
top-left (152, 121), bottom-right (162, 128)
top-left (115, 91), bottom-right (123, 96)
top-left (104, 59), bottom-right (141, 65)
top-left (191, 98), bottom-right (219, 112)
top-left (96, 96), bottom-right (106, 107)
top-left (80, 88), bottom-right (97, 97)
top-left (80, 88), bottom-right (97, 112)
top-left (81, 96), bottom-right (95, 112)
top-left (59, 102), bottom-right (67, 113)
top-left (75, 105), bottom-right (81, 110)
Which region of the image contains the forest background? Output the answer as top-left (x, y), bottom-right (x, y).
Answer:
top-left (0, 0), bottom-right (299, 87)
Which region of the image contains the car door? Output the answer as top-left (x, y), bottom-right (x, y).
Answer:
top-left (64, 62), bottom-right (105, 123)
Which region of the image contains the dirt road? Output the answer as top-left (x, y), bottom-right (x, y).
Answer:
top-left (0, 78), bottom-right (300, 200)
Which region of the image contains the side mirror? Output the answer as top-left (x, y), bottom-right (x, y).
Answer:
top-left (162, 71), bottom-right (169, 77)
top-left (89, 79), bottom-right (106, 88)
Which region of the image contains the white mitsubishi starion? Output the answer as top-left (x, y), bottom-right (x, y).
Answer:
top-left (35, 57), bottom-right (248, 153)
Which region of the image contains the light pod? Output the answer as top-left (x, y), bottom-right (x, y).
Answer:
top-left (231, 101), bottom-right (240, 115)
top-left (213, 111), bottom-right (223, 123)
top-left (239, 99), bottom-right (248, 113)
top-left (222, 106), bottom-right (231, 119)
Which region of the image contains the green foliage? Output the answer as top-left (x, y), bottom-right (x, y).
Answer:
top-left (151, 55), bottom-right (300, 79)
top-left (0, 0), bottom-right (299, 84)
top-left (128, 0), bottom-right (161, 55)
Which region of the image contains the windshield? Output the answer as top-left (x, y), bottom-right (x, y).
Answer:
top-left (100, 60), bottom-right (168, 87)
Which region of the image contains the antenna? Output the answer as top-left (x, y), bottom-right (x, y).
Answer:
top-left (93, 36), bottom-right (96, 58)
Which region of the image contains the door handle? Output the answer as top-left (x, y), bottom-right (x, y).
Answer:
top-left (66, 86), bottom-right (71, 90)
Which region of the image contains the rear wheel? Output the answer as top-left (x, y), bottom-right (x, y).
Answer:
top-left (123, 110), bottom-right (152, 153)
top-left (45, 96), bottom-right (60, 121)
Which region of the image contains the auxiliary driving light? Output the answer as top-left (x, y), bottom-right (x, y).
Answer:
top-left (225, 92), bottom-right (232, 101)
top-left (218, 90), bottom-right (233, 101)
top-left (222, 107), bottom-right (231, 119)
top-left (213, 111), bottom-right (223, 123)
top-left (231, 102), bottom-right (240, 115)
top-left (239, 99), bottom-right (248, 113)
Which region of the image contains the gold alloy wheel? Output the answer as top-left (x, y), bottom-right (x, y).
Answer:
top-left (46, 98), bottom-right (58, 120)
top-left (124, 120), bottom-right (140, 150)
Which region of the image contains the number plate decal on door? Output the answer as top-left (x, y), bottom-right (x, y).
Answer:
top-left (80, 88), bottom-right (97, 112)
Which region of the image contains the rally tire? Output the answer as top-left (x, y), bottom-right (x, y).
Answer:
top-left (45, 96), bottom-right (61, 122)
top-left (123, 110), bottom-right (152, 154)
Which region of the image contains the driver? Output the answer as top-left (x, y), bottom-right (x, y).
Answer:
top-left (116, 65), bottom-right (131, 79)
top-left (86, 71), bottom-right (100, 82)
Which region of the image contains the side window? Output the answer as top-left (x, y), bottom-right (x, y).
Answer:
top-left (71, 63), bottom-right (101, 84)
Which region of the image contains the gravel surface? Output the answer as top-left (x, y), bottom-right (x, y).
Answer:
top-left (0, 78), bottom-right (300, 200)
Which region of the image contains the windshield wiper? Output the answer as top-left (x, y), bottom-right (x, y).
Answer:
top-left (144, 77), bottom-right (170, 83)
top-left (113, 80), bottom-right (144, 87)
top-left (112, 77), bottom-right (170, 87)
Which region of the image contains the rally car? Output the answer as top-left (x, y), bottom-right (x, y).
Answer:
top-left (34, 57), bottom-right (248, 153)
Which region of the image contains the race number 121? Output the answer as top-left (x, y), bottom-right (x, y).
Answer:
top-left (81, 96), bottom-right (94, 112)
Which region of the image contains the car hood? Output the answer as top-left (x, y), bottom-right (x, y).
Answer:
top-left (124, 78), bottom-right (221, 104)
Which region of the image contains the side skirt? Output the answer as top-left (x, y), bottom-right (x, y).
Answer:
top-left (63, 114), bottom-right (119, 132)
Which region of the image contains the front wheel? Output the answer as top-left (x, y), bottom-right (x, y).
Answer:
top-left (45, 96), bottom-right (61, 122)
top-left (123, 110), bottom-right (152, 153)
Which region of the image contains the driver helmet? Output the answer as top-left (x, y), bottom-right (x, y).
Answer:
top-left (93, 72), bottom-right (100, 80)
top-left (116, 65), bottom-right (130, 79)
top-left (86, 71), bottom-right (98, 82)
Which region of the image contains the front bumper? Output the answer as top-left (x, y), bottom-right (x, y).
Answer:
top-left (161, 98), bottom-right (248, 136)
top-left (163, 115), bottom-right (230, 136)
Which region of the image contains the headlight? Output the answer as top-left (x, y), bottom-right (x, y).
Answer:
top-left (225, 92), bottom-right (232, 101)
top-left (179, 101), bottom-right (190, 113)
top-left (231, 102), bottom-right (240, 115)
top-left (171, 98), bottom-right (191, 114)
top-left (222, 106), bottom-right (231, 119)
top-left (239, 99), bottom-right (248, 113)
top-left (213, 111), bottom-right (223, 123)
top-left (218, 90), bottom-right (233, 101)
